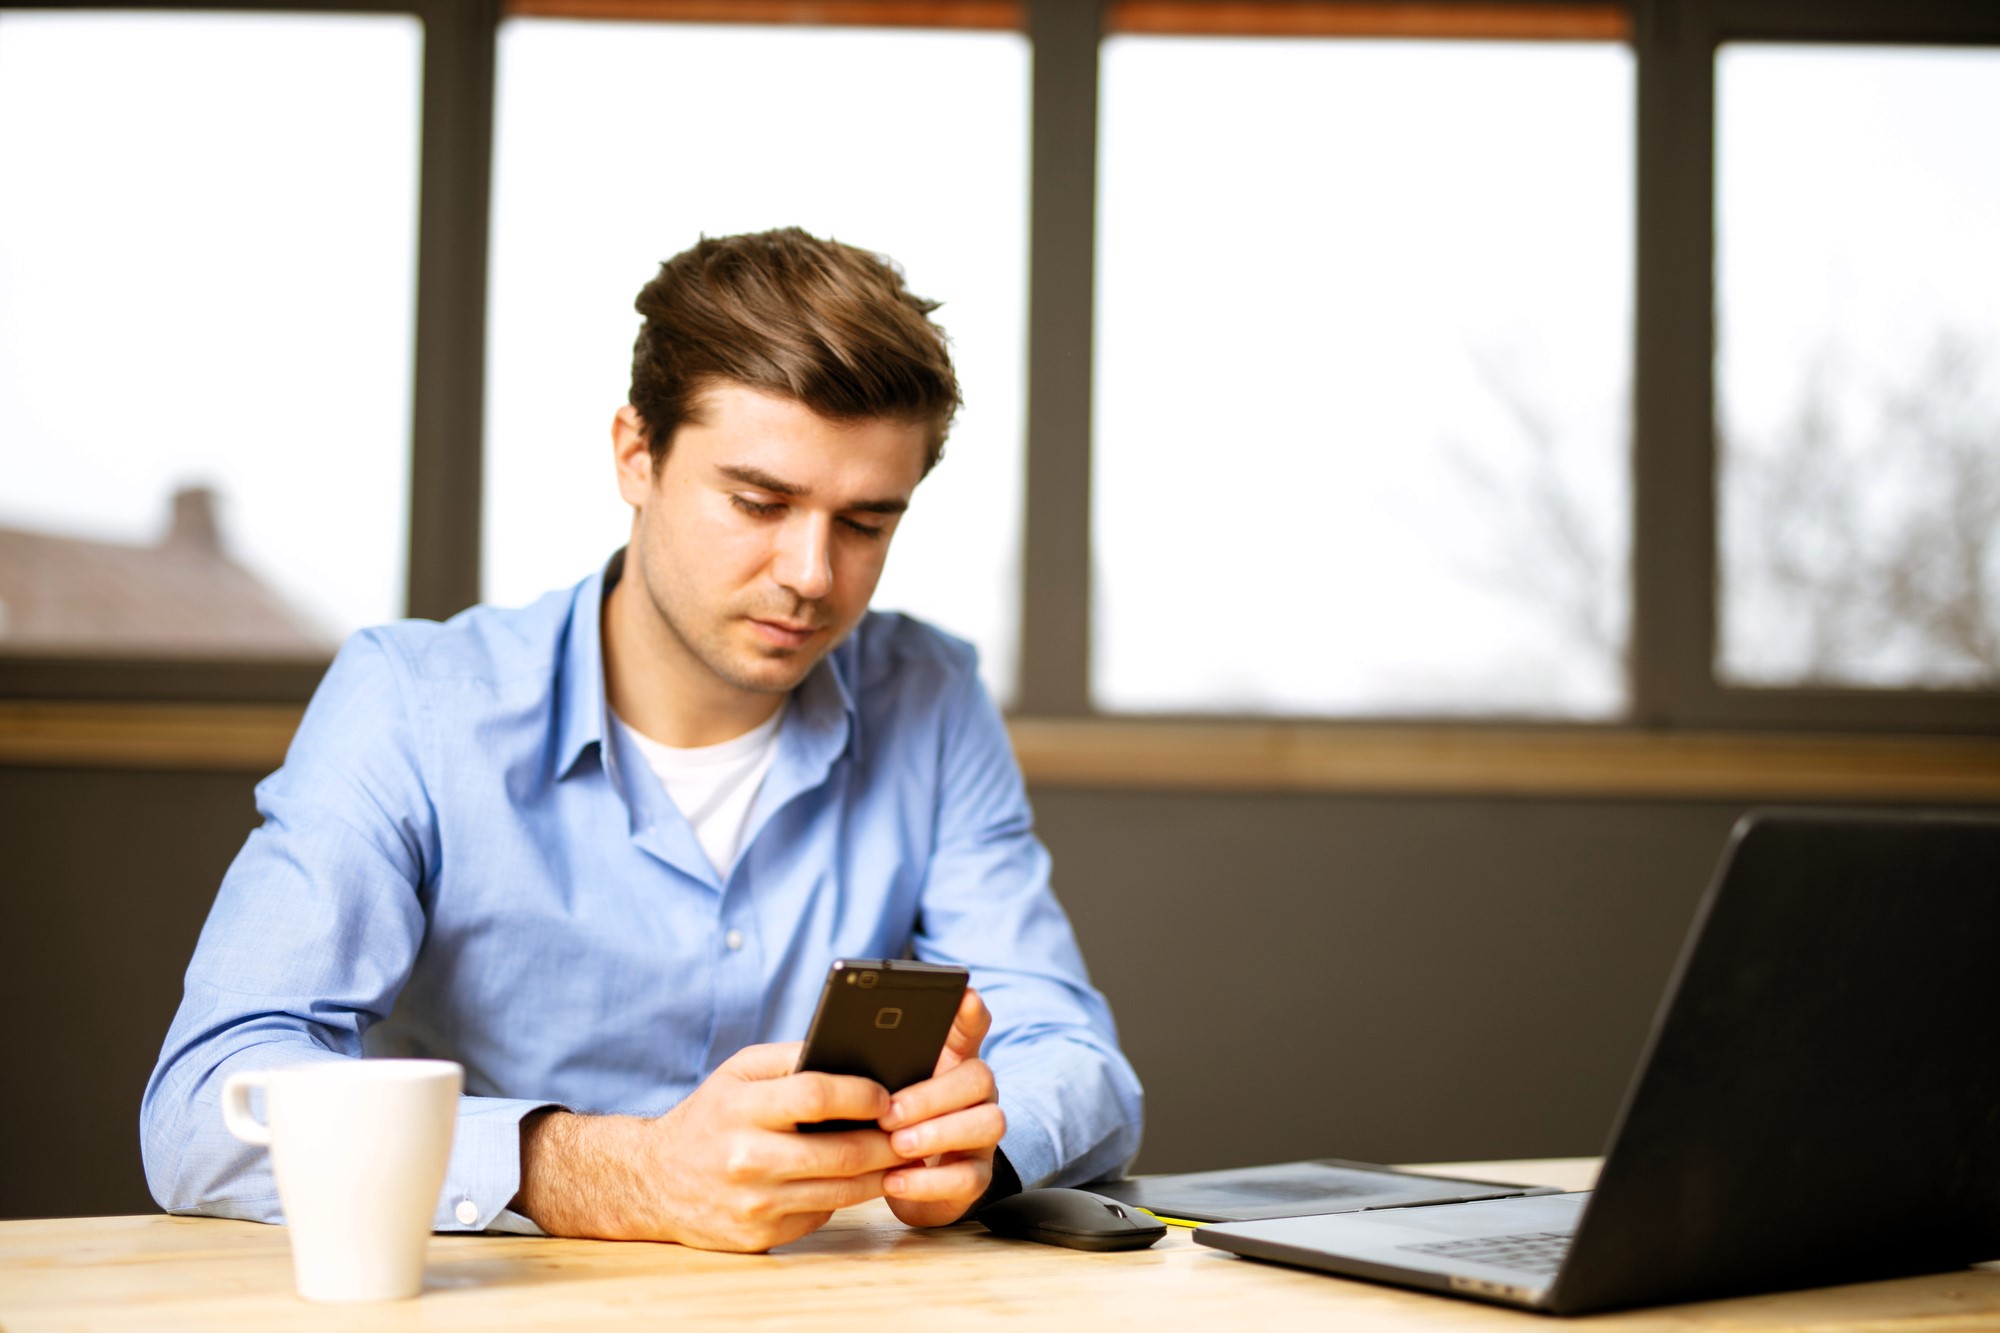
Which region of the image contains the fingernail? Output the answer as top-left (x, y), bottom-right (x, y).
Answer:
top-left (892, 1130), bottom-right (919, 1155)
top-left (884, 1099), bottom-right (905, 1128)
top-left (884, 1173), bottom-right (906, 1195)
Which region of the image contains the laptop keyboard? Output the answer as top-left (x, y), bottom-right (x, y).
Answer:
top-left (1400, 1230), bottom-right (1572, 1276)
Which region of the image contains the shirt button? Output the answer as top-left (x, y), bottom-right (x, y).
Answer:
top-left (724, 929), bottom-right (744, 951)
top-left (455, 1199), bottom-right (480, 1227)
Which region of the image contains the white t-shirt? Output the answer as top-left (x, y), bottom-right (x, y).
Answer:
top-left (616, 702), bottom-right (786, 877)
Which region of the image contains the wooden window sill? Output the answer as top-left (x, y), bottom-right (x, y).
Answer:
top-left (3, 702), bottom-right (1997, 802)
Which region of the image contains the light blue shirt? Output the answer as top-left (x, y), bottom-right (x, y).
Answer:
top-left (141, 556), bottom-right (1143, 1232)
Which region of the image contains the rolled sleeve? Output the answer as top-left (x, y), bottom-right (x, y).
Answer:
top-left (141, 631), bottom-right (451, 1222)
top-left (913, 661), bottom-right (1145, 1188)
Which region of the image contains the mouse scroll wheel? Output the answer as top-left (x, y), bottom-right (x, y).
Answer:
top-left (1106, 1204), bottom-right (1128, 1218)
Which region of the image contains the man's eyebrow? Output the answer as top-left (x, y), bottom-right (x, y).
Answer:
top-left (718, 464), bottom-right (908, 515)
top-left (718, 464), bottom-right (806, 496)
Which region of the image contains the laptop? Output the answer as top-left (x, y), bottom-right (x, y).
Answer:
top-left (1195, 809), bottom-right (2000, 1315)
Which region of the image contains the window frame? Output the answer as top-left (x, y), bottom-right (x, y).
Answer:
top-left (1633, 0), bottom-right (2000, 733)
top-left (2, 0), bottom-right (1996, 740)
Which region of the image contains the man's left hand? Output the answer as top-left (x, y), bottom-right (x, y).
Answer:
top-left (877, 986), bottom-right (1006, 1227)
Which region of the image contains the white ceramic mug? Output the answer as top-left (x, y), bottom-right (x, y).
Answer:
top-left (221, 1059), bottom-right (461, 1303)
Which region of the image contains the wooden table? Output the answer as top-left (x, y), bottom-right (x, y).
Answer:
top-left (5, 1160), bottom-right (2000, 1331)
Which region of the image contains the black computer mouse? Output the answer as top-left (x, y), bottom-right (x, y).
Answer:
top-left (975, 1187), bottom-right (1168, 1251)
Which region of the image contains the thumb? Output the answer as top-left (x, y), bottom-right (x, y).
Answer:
top-left (941, 988), bottom-right (992, 1067)
top-left (717, 1041), bottom-right (806, 1082)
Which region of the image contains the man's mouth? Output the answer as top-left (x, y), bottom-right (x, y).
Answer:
top-left (746, 617), bottom-right (823, 650)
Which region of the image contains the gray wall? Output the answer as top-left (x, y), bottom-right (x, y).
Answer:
top-left (0, 765), bottom-right (1948, 1219)
top-left (2, 767), bottom-right (262, 1220)
top-left (1037, 790), bottom-right (1747, 1172)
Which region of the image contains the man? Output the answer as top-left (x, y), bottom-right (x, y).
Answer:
top-left (142, 228), bottom-right (1142, 1251)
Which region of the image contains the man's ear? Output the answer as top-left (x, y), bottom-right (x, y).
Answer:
top-left (613, 405), bottom-right (655, 507)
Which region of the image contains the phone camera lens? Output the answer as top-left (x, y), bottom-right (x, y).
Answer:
top-left (859, 970), bottom-right (879, 988)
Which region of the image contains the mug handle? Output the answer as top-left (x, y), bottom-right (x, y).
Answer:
top-left (220, 1071), bottom-right (272, 1146)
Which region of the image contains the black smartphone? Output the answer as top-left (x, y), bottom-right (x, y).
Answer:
top-left (794, 958), bottom-right (968, 1133)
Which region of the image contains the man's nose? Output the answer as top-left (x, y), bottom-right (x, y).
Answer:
top-left (772, 513), bottom-right (834, 602)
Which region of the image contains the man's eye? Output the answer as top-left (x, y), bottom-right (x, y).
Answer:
top-left (840, 517), bottom-right (886, 540)
top-left (731, 495), bottom-right (783, 518)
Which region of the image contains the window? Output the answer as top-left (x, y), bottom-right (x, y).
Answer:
top-left (1716, 44), bottom-right (2000, 692)
top-left (5, 0), bottom-right (1995, 746)
top-left (483, 17), bottom-right (1030, 699)
top-left (1093, 33), bottom-right (1634, 717)
top-left (0, 11), bottom-right (421, 659)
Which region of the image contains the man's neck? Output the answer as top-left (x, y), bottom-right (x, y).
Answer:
top-left (601, 572), bottom-right (786, 748)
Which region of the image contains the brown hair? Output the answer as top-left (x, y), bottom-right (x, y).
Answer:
top-left (629, 228), bottom-right (961, 474)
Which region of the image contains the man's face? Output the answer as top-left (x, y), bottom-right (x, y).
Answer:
top-left (614, 382), bottom-right (930, 700)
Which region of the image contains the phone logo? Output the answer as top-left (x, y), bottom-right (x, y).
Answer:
top-left (874, 1007), bottom-right (904, 1030)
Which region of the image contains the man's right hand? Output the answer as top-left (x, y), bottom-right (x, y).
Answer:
top-left (511, 1042), bottom-right (911, 1252)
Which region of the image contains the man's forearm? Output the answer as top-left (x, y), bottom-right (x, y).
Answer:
top-left (505, 1046), bottom-right (916, 1253)
top-left (512, 1108), bottom-right (656, 1239)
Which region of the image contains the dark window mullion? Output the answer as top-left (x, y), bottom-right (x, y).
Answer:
top-left (1016, 0), bottom-right (1102, 716)
top-left (405, 0), bottom-right (500, 622)
top-left (1630, 0), bottom-right (1718, 728)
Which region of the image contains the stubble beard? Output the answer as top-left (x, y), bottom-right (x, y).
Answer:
top-left (648, 577), bottom-right (831, 698)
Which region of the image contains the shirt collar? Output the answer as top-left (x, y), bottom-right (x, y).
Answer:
top-left (788, 630), bottom-right (860, 765)
top-left (553, 548), bottom-right (863, 783)
top-left (553, 551), bottom-right (618, 782)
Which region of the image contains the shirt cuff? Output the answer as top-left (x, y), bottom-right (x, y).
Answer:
top-left (991, 1049), bottom-right (1143, 1190)
top-left (434, 1096), bottom-right (562, 1233)
top-left (996, 1101), bottom-right (1061, 1191)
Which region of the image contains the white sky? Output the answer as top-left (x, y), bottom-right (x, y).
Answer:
top-left (1094, 37), bottom-right (1634, 717)
top-left (1717, 45), bottom-right (2000, 439)
top-left (1715, 45), bottom-right (2000, 686)
top-left (0, 12), bottom-right (419, 640)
